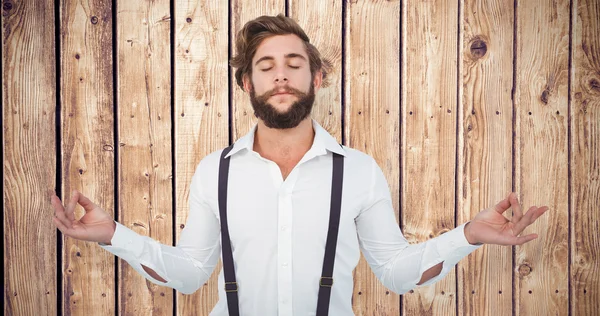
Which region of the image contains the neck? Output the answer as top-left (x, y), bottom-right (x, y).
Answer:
top-left (253, 118), bottom-right (314, 161)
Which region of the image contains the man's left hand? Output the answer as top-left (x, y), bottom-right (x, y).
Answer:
top-left (464, 192), bottom-right (549, 246)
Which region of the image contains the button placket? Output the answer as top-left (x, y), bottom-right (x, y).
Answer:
top-left (277, 170), bottom-right (298, 315)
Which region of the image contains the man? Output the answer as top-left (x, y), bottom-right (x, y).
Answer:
top-left (51, 14), bottom-right (548, 316)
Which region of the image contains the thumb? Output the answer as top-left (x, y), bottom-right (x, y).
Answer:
top-left (77, 191), bottom-right (99, 213)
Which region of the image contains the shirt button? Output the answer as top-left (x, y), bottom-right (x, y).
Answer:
top-left (281, 225), bottom-right (288, 231)
top-left (282, 262), bottom-right (288, 267)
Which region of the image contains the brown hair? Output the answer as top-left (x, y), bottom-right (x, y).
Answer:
top-left (231, 14), bottom-right (330, 90)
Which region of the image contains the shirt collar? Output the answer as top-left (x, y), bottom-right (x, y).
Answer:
top-left (225, 119), bottom-right (346, 158)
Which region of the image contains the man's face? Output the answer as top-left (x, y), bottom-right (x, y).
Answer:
top-left (243, 34), bottom-right (321, 129)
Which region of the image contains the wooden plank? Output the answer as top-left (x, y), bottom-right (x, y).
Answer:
top-left (514, 0), bottom-right (570, 314)
top-left (231, 0), bottom-right (285, 142)
top-left (116, 0), bottom-right (173, 314)
top-left (174, 0), bottom-right (229, 315)
top-left (401, 1), bottom-right (459, 315)
top-left (288, 0), bottom-right (342, 141)
top-left (2, 1), bottom-right (57, 315)
top-left (570, 0), bottom-right (600, 314)
top-left (457, 1), bottom-right (513, 315)
top-left (59, 0), bottom-right (115, 315)
top-left (346, 1), bottom-right (400, 314)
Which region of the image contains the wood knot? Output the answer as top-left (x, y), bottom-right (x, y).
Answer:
top-left (470, 39), bottom-right (487, 59)
top-left (590, 78), bottom-right (600, 92)
top-left (518, 263), bottom-right (532, 277)
top-left (3, 2), bottom-right (13, 11)
top-left (90, 16), bottom-right (98, 24)
top-left (541, 89), bottom-right (550, 104)
top-left (103, 144), bottom-right (114, 152)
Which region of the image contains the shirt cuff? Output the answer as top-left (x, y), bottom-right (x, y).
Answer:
top-left (435, 222), bottom-right (483, 266)
top-left (98, 221), bottom-right (146, 260)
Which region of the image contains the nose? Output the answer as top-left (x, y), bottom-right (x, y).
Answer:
top-left (273, 69), bottom-right (288, 84)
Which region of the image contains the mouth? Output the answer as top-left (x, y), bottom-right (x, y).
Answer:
top-left (272, 91), bottom-right (292, 96)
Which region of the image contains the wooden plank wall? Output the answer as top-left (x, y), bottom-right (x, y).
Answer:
top-left (60, 0), bottom-right (115, 314)
top-left (3, 0), bottom-right (599, 315)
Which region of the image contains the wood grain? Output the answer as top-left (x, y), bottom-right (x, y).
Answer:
top-left (174, 0), bottom-right (229, 315)
top-left (230, 0), bottom-right (285, 142)
top-left (2, 0), bottom-right (57, 315)
top-left (514, 0), bottom-right (570, 315)
top-left (60, 0), bottom-right (115, 315)
top-left (570, 0), bottom-right (600, 314)
top-left (457, 1), bottom-right (513, 315)
top-left (345, 0), bottom-right (400, 314)
top-left (288, 0), bottom-right (342, 141)
top-left (116, 0), bottom-right (173, 314)
top-left (402, 0), bottom-right (458, 314)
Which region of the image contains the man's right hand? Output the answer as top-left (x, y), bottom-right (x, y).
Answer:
top-left (51, 190), bottom-right (116, 245)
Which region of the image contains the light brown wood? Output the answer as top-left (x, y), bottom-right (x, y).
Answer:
top-left (346, 0), bottom-right (400, 314)
top-left (457, 1), bottom-right (513, 315)
top-left (570, 0), bottom-right (600, 314)
top-left (402, 0), bottom-right (459, 315)
top-left (231, 0), bottom-right (285, 142)
top-left (2, 1), bottom-right (57, 315)
top-left (60, 0), bottom-right (115, 315)
top-left (117, 0), bottom-right (173, 314)
top-left (514, 0), bottom-right (570, 315)
top-left (174, 0), bottom-right (230, 315)
top-left (289, 0), bottom-right (342, 141)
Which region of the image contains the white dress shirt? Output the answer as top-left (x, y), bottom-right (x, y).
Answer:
top-left (100, 119), bottom-right (482, 315)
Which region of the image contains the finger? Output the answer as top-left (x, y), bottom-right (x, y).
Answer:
top-left (52, 195), bottom-right (73, 229)
top-left (510, 193), bottom-right (523, 223)
top-left (513, 205), bottom-right (549, 234)
top-left (513, 233), bottom-right (538, 245)
top-left (50, 194), bottom-right (65, 215)
top-left (512, 206), bottom-right (538, 233)
top-left (52, 216), bottom-right (70, 236)
top-left (530, 206), bottom-right (549, 223)
top-left (65, 190), bottom-right (78, 222)
top-left (77, 192), bottom-right (99, 213)
top-left (494, 193), bottom-right (513, 215)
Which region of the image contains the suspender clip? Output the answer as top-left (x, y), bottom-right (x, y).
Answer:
top-left (319, 277), bottom-right (334, 287)
top-left (225, 282), bottom-right (239, 292)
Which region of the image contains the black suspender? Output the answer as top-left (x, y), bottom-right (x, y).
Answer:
top-left (218, 146), bottom-right (344, 316)
top-left (316, 152), bottom-right (344, 315)
top-left (218, 146), bottom-right (239, 314)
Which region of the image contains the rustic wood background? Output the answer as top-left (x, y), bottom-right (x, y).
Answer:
top-left (3, 0), bottom-right (599, 315)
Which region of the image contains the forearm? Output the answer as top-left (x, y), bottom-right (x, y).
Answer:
top-left (416, 262), bottom-right (443, 285)
top-left (99, 221), bottom-right (219, 294)
top-left (142, 265), bottom-right (167, 283)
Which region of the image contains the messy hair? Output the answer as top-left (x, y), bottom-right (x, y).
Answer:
top-left (231, 14), bottom-right (330, 90)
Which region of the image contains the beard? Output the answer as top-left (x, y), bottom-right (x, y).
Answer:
top-left (249, 83), bottom-right (315, 129)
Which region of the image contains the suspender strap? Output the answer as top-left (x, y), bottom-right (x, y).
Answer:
top-left (218, 147), bottom-right (344, 316)
top-left (218, 145), bottom-right (239, 316)
top-left (316, 152), bottom-right (344, 316)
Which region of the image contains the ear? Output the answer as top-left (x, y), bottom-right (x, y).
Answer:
top-left (312, 70), bottom-right (323, 92)
top-left (242, 74), bottom-right (252, 93)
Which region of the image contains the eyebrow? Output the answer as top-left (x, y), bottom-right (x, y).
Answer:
top-left (254, 53), bottom-right (307, 66)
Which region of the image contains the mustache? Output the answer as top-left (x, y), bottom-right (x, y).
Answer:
top-left (255, 86), bottom-right (308, 103)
